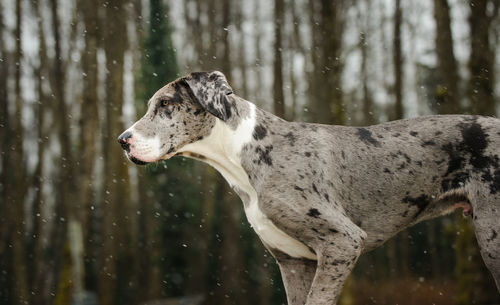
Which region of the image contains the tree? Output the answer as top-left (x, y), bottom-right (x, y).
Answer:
top-left (273, 0), bottom-right (285, 119)
top-left (467, 0), bottom-right (498, 115)
top-left (10, 0), bottom-right (29, 303)
top-left (0, 1), bottom-right (16, 304)
top-left (357, 0), bottom-right (376, 125)
top-left (100, 1), bottom-right (133, 304)
top-left (29, 1), bottom-right (50, 304)
top-left (308, 0), bottom-right (346, 124)
top-left (433, 0), bottom-right (460, 113)
top-left (391, 0), bottom-right (404, 120)
top-left (47, 0), bottom-right (76, 303)
top-left (78, 0), bottom-right (100, 296)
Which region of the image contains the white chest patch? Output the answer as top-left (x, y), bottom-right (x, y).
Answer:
top-left (244, 191), bottom-right (317, 260)
top-left (178, 102), bottom-right (317, 260)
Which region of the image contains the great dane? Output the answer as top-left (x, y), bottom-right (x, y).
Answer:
top-left (118, 71), bottom-right (500, 304)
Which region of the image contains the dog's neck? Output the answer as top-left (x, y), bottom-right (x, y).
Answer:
top-left (177, 97), bottom-right (258, 195)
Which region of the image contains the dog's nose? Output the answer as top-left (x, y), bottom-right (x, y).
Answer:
top-left (117, 131), bottom-right (133, 151)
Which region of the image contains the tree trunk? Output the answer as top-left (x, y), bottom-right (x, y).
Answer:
top-left (232, 0), bottom-right (248, 98)
top-left (467, 0), bottom-right (496, 115)
top-left (11, 0), bottom-right (29, 303)
top-left (253, 0), bottom-right (264, 105)
top-left (42, 0), bottom-right (74, 303)
top-left (0, 2), bottom-right (16, 304)
top-left (358, 0), bottom-right (375, 126)
top-left (273, 0), bottom-right (285, 118)
top-left (101, 1), bottom-right (133, 304)
top-left (392, 0), bottom-right (404, 120)
top-left (220, 0), bottom-right (231, 76)
top-left (79, 0), bottom-right (100, 295)
top-left (433, 0), bottom-right (460, 114)
top-left (28, 1), bottom-right (49, 302)
top-left (308, 0), bottom-right (345, 124)
top-left (288, 0), bottom-right (302, 120)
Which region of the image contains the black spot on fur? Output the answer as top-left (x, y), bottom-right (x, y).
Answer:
top-left (441, 172), bottom-right (470, 192)
top-left (305, 152), bottom-right (311, 157)
top-left (312, 183), bottom-right (320, 196)
top-left (171, 89), bottom-right (184, 103)
top-left (324, 193), bottom-right (330, 202)
top-left (193, 109), bottom-right (203, 116)
top-left (441, 143), bottom-right (465, 176)
top-left (307, 208), bottom-right (321, 218)
top-left (294, 185), bottom-right (304, 192)
top-left (357, 128), bottom-right (380, 147)
top-left (284, 132), bottom-right (296, 146)
top-left (422, 140), bottom-right (436, 146)
top-left (410, 131), bottom-right (418, 137)
top-left (328, 228), bottom-right (338, 233)
top-left (483, 169), bottom-right (500, 194)
top-left (253, 124), bottom-right (267, 140)
top-left (403, 194), bottom-right (431, 218)
top-left (254, 145), bottom-right (273, 166)
top-left (458, 122), bottom-right (492, 169)
top-left (440, 120), bottom-right (500, 192)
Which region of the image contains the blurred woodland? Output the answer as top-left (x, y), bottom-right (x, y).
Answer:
top-left (0, 0), bottom-right (500, 305)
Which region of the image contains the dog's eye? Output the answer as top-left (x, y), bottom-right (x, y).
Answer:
top-left (161, 100), bottom-right (169, 107)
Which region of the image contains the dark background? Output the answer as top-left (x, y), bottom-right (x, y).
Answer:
top-left (0, 0), bottom-right (499, 304)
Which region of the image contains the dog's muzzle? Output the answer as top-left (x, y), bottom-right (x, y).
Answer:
top-left (117, 131), bottom-right (149, 165)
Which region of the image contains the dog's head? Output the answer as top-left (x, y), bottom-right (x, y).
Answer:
top-left (118, 71), bottom-right (234, 165)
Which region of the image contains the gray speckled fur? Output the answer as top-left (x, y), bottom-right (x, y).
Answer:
top-left (120, 72), bottom-right (500, 305)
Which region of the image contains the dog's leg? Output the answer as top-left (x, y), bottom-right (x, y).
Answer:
top-left (269, 249), bottom-right (316, 305)
top-left (468, 183), bottom-right (500, 291)
top-left (304, 214), bottom-right (366, 305)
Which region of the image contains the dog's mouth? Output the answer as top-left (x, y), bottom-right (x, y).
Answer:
top-left (129, 155), bottom-right (148, 165)
top-left (125, 150), bottom-right (178, 166)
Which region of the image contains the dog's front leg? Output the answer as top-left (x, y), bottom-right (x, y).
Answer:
top-left (268, 248), bottom-right (317, 305)
top-left (305, 217), bottom-right (366, 305)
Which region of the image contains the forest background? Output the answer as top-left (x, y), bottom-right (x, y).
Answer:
top-left (1, 0), bottom-right (500, 304)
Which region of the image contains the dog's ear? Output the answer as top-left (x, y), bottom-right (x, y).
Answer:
top-left (181, 71), bottom-right (233, 122)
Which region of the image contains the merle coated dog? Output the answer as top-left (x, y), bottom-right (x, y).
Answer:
top-left (118, 71), bottom-right (500, 304)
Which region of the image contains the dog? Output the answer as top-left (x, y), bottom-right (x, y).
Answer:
top-left (118, 71), bottom-right (500, 305)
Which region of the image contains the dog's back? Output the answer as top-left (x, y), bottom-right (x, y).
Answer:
top-left (321, 115), bottom-right (500, 287)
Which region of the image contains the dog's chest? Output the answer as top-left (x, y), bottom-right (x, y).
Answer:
top-left (219, 162), bottom-right (316, 260)
top-left (239, 189), bottom-right (317, 260)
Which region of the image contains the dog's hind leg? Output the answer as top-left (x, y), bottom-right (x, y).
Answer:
top-left (468, 183), bottom-right (500, 291)
top-left (268, 248), bottom-right (316, 305)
